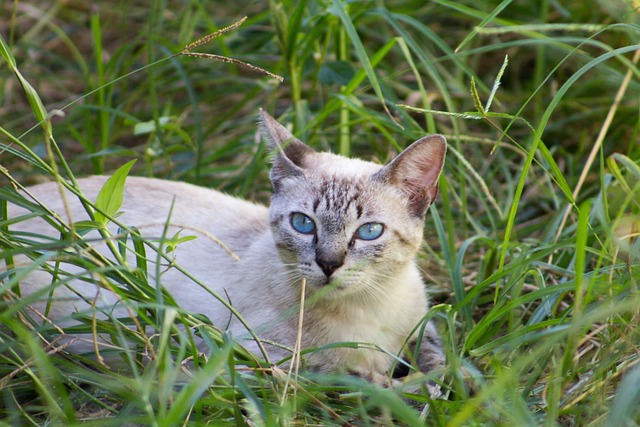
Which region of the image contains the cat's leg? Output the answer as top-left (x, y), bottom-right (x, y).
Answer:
top-left (401, 322), bottom-right (479, 399)
top-left (413, 321), bottom-right (446, 374)
top-left (393, 321), bottom-right (445, 398)
top-left (414, 322), bottom-right (446, 398)
top-left (348, 368), bottom-right (396, 387)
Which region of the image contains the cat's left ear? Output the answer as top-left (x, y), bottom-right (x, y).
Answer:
top-left (374, 135), bottom-right (447, 217)
top-left (259, 109), bottom-right (315, 190)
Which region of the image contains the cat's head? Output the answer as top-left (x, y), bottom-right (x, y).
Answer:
top-left (260, 109), bottom-right (446, 299)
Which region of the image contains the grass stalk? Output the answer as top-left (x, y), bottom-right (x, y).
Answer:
top-left (338, 23), bottom-right (351, 157)
top-left (90, 10), bottom-right (108, 173)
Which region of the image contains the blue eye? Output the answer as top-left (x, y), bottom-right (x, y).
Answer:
top-left (356, 223), bottom-right (384, 240)
top-left (291, 212), bottom-right (316, 234)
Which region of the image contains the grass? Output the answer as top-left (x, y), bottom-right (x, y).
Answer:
top-left (1, 0), bottom-right (639, 425)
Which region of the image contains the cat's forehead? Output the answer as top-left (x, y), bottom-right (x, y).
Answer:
top-left (302, 155), bottom-right (393, 221)
top-left (304, 152), bottom-right (383, 178)
top-left (311, 176), bottom-right (365, 216)
top-left (272, 150), bottom-right (403, 221)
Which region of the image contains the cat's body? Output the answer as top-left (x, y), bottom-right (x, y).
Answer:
top-left (5, 110), bottom-right (446, 384)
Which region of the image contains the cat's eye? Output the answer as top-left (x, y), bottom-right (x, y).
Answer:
top-left (356, 222), bottom-right (384, 240)
top-left (291, 212), bottom-right (316, 234)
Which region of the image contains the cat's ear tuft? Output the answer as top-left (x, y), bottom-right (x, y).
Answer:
top-left (259, 109), bottom-right (315, 190)
top-left (374, 134), bottom-right (447, 217)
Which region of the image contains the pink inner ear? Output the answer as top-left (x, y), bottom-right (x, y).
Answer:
top-left (400, 135), bottom-right (446, 185)
top-left (401, 163), bottom-right (440, 209)
top-left (406, 157), bottom-right (442, 190)
top-left (384, 134), bottom-right (446, 215)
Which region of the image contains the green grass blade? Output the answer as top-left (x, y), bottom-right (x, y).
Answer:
top-left (485, 55), bottom-right (508, 112)
top-left (453, 236), bottom-right (495, 326)
top-left (606, 365), bottom-right (640, 426)
top-left (561, 200), bottom-right (592, 377)
top-left (90, 10), bottom-right (109, 173)
top-left (160, 339), bottom-right (233, 425)
top-left (498, 43), bottom-right (640, 273)
top-left (454, 0), bottom-right (513, 53)
top-left (0, 33), bottom-right (51, 137)
top-left (94, 159), bottom-right (137, 226)
top-left (329, 0), bottom-right (397, 124)
top-left (286, 0), bottom-right (308, 60)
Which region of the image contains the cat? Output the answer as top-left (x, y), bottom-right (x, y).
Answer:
top-left (4, 109), bottom-right (447, 386)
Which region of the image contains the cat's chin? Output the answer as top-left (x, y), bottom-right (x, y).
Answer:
top-left (299, 276), bottom-right (345, 298)
top-left (302, 274), bottom-right (376, 302)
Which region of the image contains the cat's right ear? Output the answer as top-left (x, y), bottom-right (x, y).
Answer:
top-left (259, 109), bottom-right (315, 190)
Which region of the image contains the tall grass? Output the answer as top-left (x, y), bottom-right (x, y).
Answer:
top-left (1, 0), bottom-right (639, 425)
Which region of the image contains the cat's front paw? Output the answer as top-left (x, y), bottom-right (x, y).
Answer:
top-left (347, 368), bottom-right (400, 388)
top-left (395, 371), bottom-right (444, 399)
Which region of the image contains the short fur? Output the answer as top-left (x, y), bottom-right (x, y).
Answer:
top-left (5, 110), bottom-right (447, 384)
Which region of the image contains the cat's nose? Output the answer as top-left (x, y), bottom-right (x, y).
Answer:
top-left (316, 257), bottom-right (344, 277)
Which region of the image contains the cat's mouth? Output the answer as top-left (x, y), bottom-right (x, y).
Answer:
top-left (302, 277), bottom-right (348, 301)
top-left (300, 273), bottom-right (344, 290)
top-left (313, 274), bottom-right (349, 291)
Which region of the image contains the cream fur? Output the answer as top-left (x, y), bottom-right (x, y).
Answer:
top-left (5, 111), bottom-right (447, 383)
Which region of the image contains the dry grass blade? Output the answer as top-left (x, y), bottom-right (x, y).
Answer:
top-left (280, 278), bottom-right (306, 410)
top-left (182, 52), bottom-right (284, 82)
top-left (180, 16), bottom-right (284, 82)
top-left (135, 223), bottom-right (241, 261)
top-left (181, 16), bottom-right (248, 52)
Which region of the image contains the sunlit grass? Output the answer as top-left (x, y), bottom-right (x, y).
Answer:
top-left (1, 0), bottom-right (639, 425)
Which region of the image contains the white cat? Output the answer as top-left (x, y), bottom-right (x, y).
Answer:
top-left (4, 110), bottom-right (447, 385)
